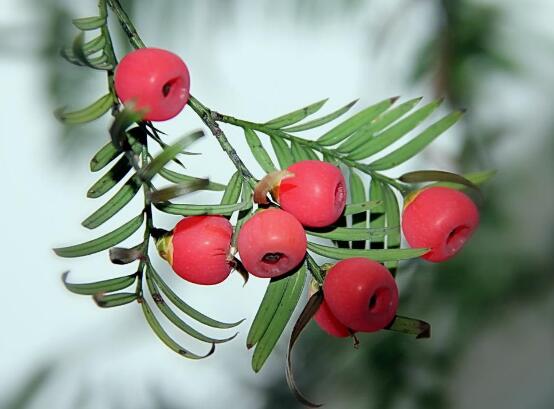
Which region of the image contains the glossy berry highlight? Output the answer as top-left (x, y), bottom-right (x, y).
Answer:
top-left (114, 47), bottom-right (190, 121)
top-left (323, 258), bottom-right (398, 332)
top-left (157, 216), bottom-right (232, 285)
top-left (276, 160), bottom-right (347, 228)
top-left (237, 208), bottom-right (307, 278)
top-left (402, 187), bottom-right (479, 262)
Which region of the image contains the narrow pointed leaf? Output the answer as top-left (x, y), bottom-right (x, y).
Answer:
top-left (368, 111), bottom-right (464, 170)
top-left (307, 242), bottom-right (428, 261)
top-left (336, 97), bottom-right (422, 154)
top-left (317, 97), bottom-right (398, 146)
top-left (347, 99), bottom-right (442, 160)
top-left (286, 291), bottom-right (324, 408)
top-left (252, 263), bottom-right (307, 372)
top-left (145, 273), bottom-right (237, 344)
top-left (247, 277), bottom-right (290, 349)
top-left (265, 99), bottom-right (327, 129)
top-left (382, 183), bottom-right (401, 271)
top-left (56, 93), bottom-right (113, 124)
top-left (90, 141), bottom-right (120, 172)
top-left (155, 201), bottom-right (251, 216)
top-left (244, 128), bottom-right (277, 173)
top-left (270, 136), bottom-right (293, 169)
top-left (109, 105), bottom-right (145, 150)
top-left (291, 140), bottom-right (318, 162)
top-left (82, 175), bottom-right (141, 229)
top-left (139, 131), bottom-right (204, 183)
top-left (70, 32), bottom-right (113, 70)
top-left (147, 264), bottom-right (244, 329)
top-left (399, 170), bottom-right (480, 191)
top-left (284, 99), bottom-right (358, 132)
top-left (54, 214), bottom-right (144, 258)
top-left (220, 171), bottom-right (242, 205)
top-left (87, 155), bottom-right (132, 198)
top-left (62, 271), bottom-right (136, 295)
top-left (148, 179), bottom-right (210, 203)
top-left (343, 200), bottom-right (382, 216)
top-left (93, 292), bottom-right (137, 308)
top-left (385, 315), bottom-right (431, 339)
top-left (141, 299), bottom-right (216, 359)
top-left (369, 179), bottom-right (386, 249)
top-left (349, 170), bottom-right (367, 249)
top-left (159, 167), bottom-right (225, 191)
top-left (306, 226), bottom-right (391, 241)
top-left (429, 169), bottom-right (496, 190)
top-left (72, 15), bottom-right (107, 30)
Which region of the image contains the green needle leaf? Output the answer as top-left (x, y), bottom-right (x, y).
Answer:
top-left (307, 242), bottom-right (428, 261)
top-left (61, 271), bottom-right (136, 295)
top-left (158, 168), bottom-right (226, 191)
top-left (291, 140), bottom-right (318, 162)
top-left (284, 99), bottom-right (358, 132)
top-left (336, 97), bottom-right (422, 154)
top-left (247, 277), bottom-right (290, 349)
top-left (55, 93), bottom-right (113, 124)
top-left (399, 170), bottom-right (480, 191)
top-left (109, 106), bottom-right (145, 150)
top-left (220, 171), bottom-right (242, 205)
top-left (369, 179), bottom-right (386, 249)
top-left (72, 15), bottom-right (107, 30)
top-left (90, 141), bottom-right (120, 172)
top-left (270, 136), bottom-right (293, 169)
top-left (265, 99), bottom-right (328, 129)
top-left (82, 175), bottom-right (142, 229)
top-left (141, 299), bottom-right (216, 359)
top-left (147, 264), bottom-right (244, 329)
top-left (382, 183), bottom-right (401, 272)
top-left (145, 272), bottom-right (238, 344)
top-left (108, 246), bottom-right (143, 265)
top-left (139, 131), bottom-right (204, 183)
top-left (347, 99), bottom-right (443, 160)
top-left (317, 97), bottom-right (398, 146)
top-left (368, 110), bottom-right (464, 170)
top-left (252, 263), bottom-right (307, 372)
top-left (87, 155), bottom-right (132, 198)
top-left (148, 179), bottom-right (210, 203)
top-left (54, 213), bottom-right (144, 258)
top-left (343, 200), bottom-right (383, 216)
top-left (385, 315), bottom-right (431, 339)
top-left (306, 226), bottom-right (391, 242)
top-left (429, 169), bottom-right (496, 190)
top-left (244, 128), bottom-right (277, 173)
top-left (286, 291), bottom-right (324, 408)
top-left (349, 170), bottom-right (367, 249)
top-left (154, 201), bottom-right (252, 216)
top-left (94, 292), bottom-right (137, 308)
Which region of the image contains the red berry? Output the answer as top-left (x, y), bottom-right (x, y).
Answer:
top-left (161, 216), bottom-right (233, 285)
top-left (237, 208), bottom-right (307, 278)
top-left (323, 258), bottom-right (398, 332)
top-left (314, 299), bottom-right (350, 338)
top-left (402, 187), bottom-right (479, 262)
top-left (114, 48), bottom-right (190, 121)
top-left (277, 160), bottom-right (346, 228)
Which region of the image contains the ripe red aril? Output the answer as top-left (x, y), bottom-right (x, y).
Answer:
top-left (237, 208), bottom-right (307, 278)
top-left (276, 160), bottom-right (346, 228)
top-left (323, 258), bottom-right (398, 332)
top-left (314, 299), bottom-right (350, 338)
top-left (156, 216), bottom-right (232, 285)
top-left (402, 186), bottom-right (479, 262)
top-left (114, 47), bottom-right (190, 121)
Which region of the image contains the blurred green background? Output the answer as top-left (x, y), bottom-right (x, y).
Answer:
top-left (0, 1), bottom-right (552, 408)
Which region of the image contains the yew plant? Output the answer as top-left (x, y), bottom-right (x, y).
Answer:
top-left (54, 0), bottom-right (495, 406)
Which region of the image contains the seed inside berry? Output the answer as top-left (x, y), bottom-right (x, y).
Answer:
top-left (261, 252), bottom-right (285, 264)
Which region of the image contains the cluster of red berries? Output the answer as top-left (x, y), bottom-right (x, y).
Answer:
top-left (115, 47), bottom-right (480, 338)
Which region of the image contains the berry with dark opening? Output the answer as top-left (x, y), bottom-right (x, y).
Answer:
top-left (402, 186), bottom-right (479, 262)
top-left (276, 160), bottom-right (347, 228)
top-left (114, 48), bottom-right (190, 121)
top-left (237, 208), bottom-right (307, 278)
top-left (323, 258), bottom-right (398, 332)
top-left (156, 216), bottom-right (232, 285)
